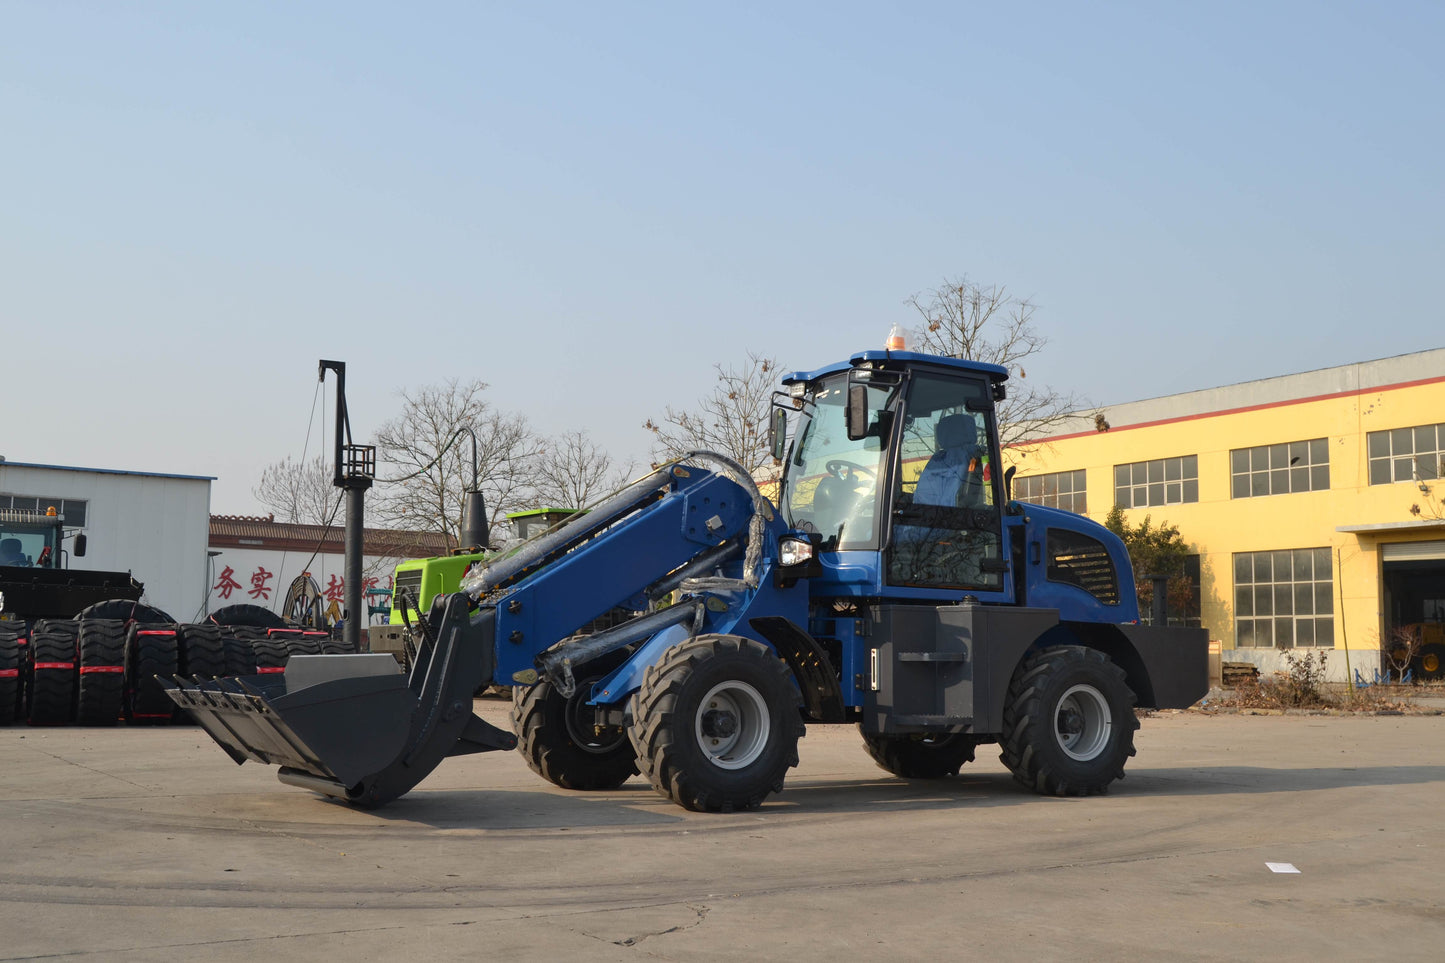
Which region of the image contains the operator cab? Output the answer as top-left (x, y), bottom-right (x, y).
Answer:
top-left (0, 510), bottom-right (65, 569)
top-left (776, 349), bottom-right (1012, 598)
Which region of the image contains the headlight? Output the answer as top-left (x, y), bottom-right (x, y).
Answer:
top-left (778, 537), bottom-right (815, 567)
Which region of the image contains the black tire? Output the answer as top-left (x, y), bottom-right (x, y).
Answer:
top-left (0, 625), bottom-right (23, 725)
top-left (999, 645), bottom-right (1138, 797)
top-left (220, 629), bottom-right (260, 676)
top-left (321, 634), bottom-right (354, 655)
top-left (860, 729), bottom-right (977, 778)
top-left (208, 604), bottom-right (288, 629)
top-left (125, 623), bottom-right (179, 724)
top-left (76, 620), bottom-right (127, 726)
top-left (251, 636), bottom-right (289, 674)
top-left (76, 599), bottom-right (175, 624)
top-left (267, 628), bottom-right (324, 658)
top-left (513, 653), bottom-right (639, 791)
top-left (629, 634), bottom-right (804, 812)
top-left (176, 623), bottom-right (226, 679)
top-left (1417, 643), bottom-right (1445, 682)
top-left (28, 620), bottom-right (79, 726)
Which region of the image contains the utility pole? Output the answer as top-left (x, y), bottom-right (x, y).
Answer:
top-left (319, 360), bottom-right (374, 653)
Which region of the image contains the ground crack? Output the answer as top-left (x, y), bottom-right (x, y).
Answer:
top-left (613, 903), bottom-right (711, 947)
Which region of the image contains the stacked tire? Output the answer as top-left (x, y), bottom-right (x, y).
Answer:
top-left (76, 620), bottom-right (127, 726)
top-left (0, 622), bottom-right (27, 723)
top-left (29, 620), bottom-right (80, 726)
top-left (218, 627), bottom-right (260, 677)
top-left (0, 605), bottom-right (353, 728)
top-left (125, 623), bottom-right (179, 725)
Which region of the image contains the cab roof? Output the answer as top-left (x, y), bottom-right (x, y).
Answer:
top-left (782, 349), bottom-right (1009, 386)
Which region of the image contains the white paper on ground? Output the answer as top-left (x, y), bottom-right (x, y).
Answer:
top-left (1266, 862), bottom-right (1301, 874)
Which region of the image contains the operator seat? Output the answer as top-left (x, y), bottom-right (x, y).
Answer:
top-left (0, 538), bottom-right (28, 567)
top-left (914, 413), bottom-right (983, 507)
top-left (812, 471), bottom-right (857, 539)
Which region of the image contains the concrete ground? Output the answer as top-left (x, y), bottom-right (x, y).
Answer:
top-left (2, 704), bottom-right (1443, 962)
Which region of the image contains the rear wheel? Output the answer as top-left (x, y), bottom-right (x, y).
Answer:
top-left (861, 729), bottom-right (977, 778)
top-left (629, 634), bottom-right (803, 812)
top-left (1000, 645), bottom-right (1137, 796)
top-left (1418, 643), bottom-right (1444, 682)
top-left (513, 653), bottom-right (639, 791)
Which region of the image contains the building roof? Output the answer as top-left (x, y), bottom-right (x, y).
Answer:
top-left (0, 459), bottom-right (216, 482)
top-left (1037, 346), bottom-right (1445, 443)
top-left (209, 514), bottom-right (453, 557)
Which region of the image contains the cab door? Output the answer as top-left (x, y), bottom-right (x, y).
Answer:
top-left (886, 370), bottom-right (1008, 595)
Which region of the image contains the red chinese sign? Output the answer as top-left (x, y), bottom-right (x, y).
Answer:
top-left (212, 566), bottom-right (242, 600)
top-left (248, 566), bottom-right (274, 600)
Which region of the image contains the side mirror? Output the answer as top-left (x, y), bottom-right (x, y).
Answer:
top-left (769, 408), bottom-right (787, 461)
top-left (73, 533), bottom-right (87, 557)
top-left (846, 384), bottom-right (869, 441)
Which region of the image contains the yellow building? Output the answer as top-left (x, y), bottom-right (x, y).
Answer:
top-left (1005, 348), bottom-right (1445, 682)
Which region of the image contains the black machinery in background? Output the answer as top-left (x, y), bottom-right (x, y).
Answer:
top-left (319, 360), bottom-right (374, 653)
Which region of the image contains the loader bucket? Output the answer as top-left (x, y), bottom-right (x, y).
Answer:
top-left (164, 594), bottom-right (515, 808)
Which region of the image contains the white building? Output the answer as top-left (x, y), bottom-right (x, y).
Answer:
top-left (0, 459), bottom-right (213, 620)
top-left (207, 515), bottom-right (452, 625)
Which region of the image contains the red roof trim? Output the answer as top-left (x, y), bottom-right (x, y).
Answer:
top-left (1029, 372), bottom-right (1445, 446)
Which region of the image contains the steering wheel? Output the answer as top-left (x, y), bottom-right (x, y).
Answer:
top-left (825, 459), bottom-right (874, 483)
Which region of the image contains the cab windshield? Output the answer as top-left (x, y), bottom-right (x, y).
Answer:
top-left (0, 517), bottom-right (59, 568)
top-left (780, 375), bottom-right (895, 550)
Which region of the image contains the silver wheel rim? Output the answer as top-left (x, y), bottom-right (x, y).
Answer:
top-left (1054, 683), bottom-right (1112, 762)
top-left (695, 680), bottom-right (769, 770)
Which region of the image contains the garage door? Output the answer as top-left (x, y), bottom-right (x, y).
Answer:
top-left (1382, 540), bottom-right (1445, 562)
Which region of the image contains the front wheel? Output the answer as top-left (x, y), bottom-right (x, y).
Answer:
top-left (1000, 645), bottom-right (1137, 796)
top-left (513, 654), bottom-right (639, 791)
top-left (629, 634), bottom-right (803, 812)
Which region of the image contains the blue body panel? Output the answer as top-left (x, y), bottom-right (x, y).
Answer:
top-left (1012, 504), bottom-right (1141, 623)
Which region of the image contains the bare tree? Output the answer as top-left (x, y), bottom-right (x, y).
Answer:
top-left (645, 351), bottom-right (783, 479)
top-left (907, 276), bottom-right (1085, 449)
top-left (372, 378), bottom-right (536, 546)
top-left (532, 430), bottom-right (634, 510)
top-left (252, 455), bottom-right (337, 525)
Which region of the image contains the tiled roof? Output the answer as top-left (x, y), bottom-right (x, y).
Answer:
top-left (209, 515), bottom-right (452, 557)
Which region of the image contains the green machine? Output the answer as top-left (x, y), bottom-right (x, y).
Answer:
top-left (370, 508), bottom-right (578, 663)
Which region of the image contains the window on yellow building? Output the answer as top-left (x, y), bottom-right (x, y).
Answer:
top-left (1233, 548), bottom-right (1333, 649)
top-left (1113, 456), bottom-right (1197, 508)
top-left (1230, 438), bottom-right (1329, 498)
top-left (1367, 423), bottom-right (1445, 486)
top-left (1015, 469), bottom-right (1087, 513)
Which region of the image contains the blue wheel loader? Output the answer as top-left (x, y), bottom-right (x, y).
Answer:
top-left (166, 347), bottom-right (1207, 811)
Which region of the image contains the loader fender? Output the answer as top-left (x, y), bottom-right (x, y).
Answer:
top-left (589, 622), bottom-right (692, 706)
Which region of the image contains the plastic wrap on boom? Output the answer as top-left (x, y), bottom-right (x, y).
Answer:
top-left (460, 451), bottom-right (771, 601)
top-left (460, 466), bottom-right (673, 600)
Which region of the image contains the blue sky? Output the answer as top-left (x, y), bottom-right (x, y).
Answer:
top-left (3, 2), bottom-right (1441, 514)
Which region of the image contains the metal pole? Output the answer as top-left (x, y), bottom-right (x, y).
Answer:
top-left (345, 486), bottom-right (365, 652)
